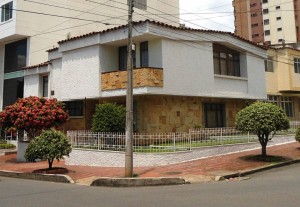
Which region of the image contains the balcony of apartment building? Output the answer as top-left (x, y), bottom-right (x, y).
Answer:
top-left (100, 41), bottom-right (163, 92)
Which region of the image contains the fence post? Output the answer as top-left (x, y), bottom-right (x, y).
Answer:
top-left (220, 128), bottom-right (223, 145)
top-left (173, 133), bottom-right (176, 152)
top-left (248, 132), bottom-right (250, 143)
top-left (97, 132), bottom-right (100, 150)
top-left (189, 131), bottom-right (192, 151)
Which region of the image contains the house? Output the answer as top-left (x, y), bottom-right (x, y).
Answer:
top-left (0, 0), bottom-right (180, 109)
top-left (22, 20), bottom-right (267, 133)
top-left (266, 47), bottom-right (300, 119)
top-left (233, 0), bottom-right (300, 45)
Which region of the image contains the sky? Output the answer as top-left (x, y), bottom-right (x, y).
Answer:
top-left (180, 0), bottom-right (235, 32)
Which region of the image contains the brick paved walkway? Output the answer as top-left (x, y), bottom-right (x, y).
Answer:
top-left (1, 142), bottom-right (299, 184)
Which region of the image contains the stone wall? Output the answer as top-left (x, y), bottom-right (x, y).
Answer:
top-left (101, 68), bottom-right (163, 90)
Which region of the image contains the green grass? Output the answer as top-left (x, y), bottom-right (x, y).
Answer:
top-left (0, 143), bottom-right (16, 149)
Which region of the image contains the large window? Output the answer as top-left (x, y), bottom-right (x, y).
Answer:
top-left (64, 101), bottom-right (84, 117)
top-left (294, 58), bottom-right (300, 74)
top-left (204, 103), bottom-right (226, 128)
top-left (140, 41), bottom-right (149, 67)
top-left (4, 39), bottom-right (27, 73)
top-left (213, 44), bottom-right (240, 77)
top-left (3, 77), bottom-right (24, 109)
top-left (268, 95), bottom-right (294, 117)
top-left (264, 56), bottom-right (274, 72)
top-left (118, 45), bottom-right (136, 70)
top-left (1, 1), bottom-right (13, 22)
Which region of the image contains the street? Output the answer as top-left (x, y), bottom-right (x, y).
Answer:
top-left (0, 164), bottom-right (299, 207)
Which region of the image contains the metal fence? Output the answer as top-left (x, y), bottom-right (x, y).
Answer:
top-left (67, 128), bottom-right (259, 153)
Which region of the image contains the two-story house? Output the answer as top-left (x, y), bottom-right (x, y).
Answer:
top-left (0, 0), bottom-right (179, 109)
top-left (22, 20), bottom-right (267, 133)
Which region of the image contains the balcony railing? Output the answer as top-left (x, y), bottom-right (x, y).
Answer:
top-left (101, 67), bottom-right (163, 90)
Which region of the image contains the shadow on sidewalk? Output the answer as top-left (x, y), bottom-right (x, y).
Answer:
top-left (239, 155), bottom-right (292, 163)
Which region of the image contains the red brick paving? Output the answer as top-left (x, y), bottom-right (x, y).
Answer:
top-left (0, 142), bottom-right (299, 182)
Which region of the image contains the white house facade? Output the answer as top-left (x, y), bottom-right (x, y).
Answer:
top-left (22, 20), bottom-right (267, 132)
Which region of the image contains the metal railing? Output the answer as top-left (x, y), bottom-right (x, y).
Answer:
top-left (67, 128), bottom-right (259, 153)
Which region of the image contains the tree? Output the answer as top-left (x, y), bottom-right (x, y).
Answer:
top-left (25, 129), bottom-right (72, 169)
top-left (0, 96), bottom-right (68, 139)
top-left (295, 128), bottom-right (300, 142)
top-left (235, 101), bottom-right (289, 159)
top-left (92, 103), bottom-right (126, 132)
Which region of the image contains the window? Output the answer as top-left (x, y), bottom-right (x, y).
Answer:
top-left (213, 44), bottom-right (240, 77)
top-left (277, 28), bottom-right (282, 31)
top-left (140, 41), bottom-right (149, 67)
top-left (135, 0), bottom-right (147, 10)
top-left (252, 34), bottom-right (259, 38)
top-left (268, 96), bottom-right (294, 117)
top-left (1, 1), bottom-right (13, 22)
top-left (264, 19), bottom-right (269, 25)
top-left (276, 6), bottom-right (280, 10)
top-left (294, 58), bottom-right (300, 73)
top-left (4, 39), bottom-right (27, 73)
top-left (42, 76), bottom-right (48, 97)
top-left (251, 13), bottom-right (258, 17)
top-left (204, 103), bottom-right (226, 128)
top-left (278, 39), bottom-right (283, 42)
top-left (263, 9), bottom-right (269, 14)
top-left (3, 77), bottom-right (24, 109)
top-left (251, 23), bottom-right (258, 28)
top-left (64, 101), bottom-right (84, 117)
top-left (118, 45), bottom-right (136, 70)
top-left (265, 30), bottom-right (270, 36)
top-left (277, 17), bottom-right (281, 20)
top-left (264, 56), bottom-right (274, 72)
top-left (262, 0), bottom-right (268, 3)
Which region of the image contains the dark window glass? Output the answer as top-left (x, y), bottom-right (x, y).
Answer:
top-left (264, 56), bottom-right (274, 72)
top-left (118, 46), bottom-right (127, 71)
top-left (4, 39), bottom-right (27, 73)
top-left (140, 41), bottom-right (149, 67)
top-left (213, 44), bottom-right (240, 77)
top-left (294, 58), bottom-right (300, 73)
top-left (135, 0), bottom-right (147, 10)
top-left (3, 77), bottom-right (24, 109)
top-left (64, 101), bottom-right (84, 117)
top-left (263, 9), bottom-right (269, 14)
top-left (42, 76), bottom-right (48, 97)
top-left (1, 1), bottom-right (13, 22)
top-left (204, 103), bottom-right (226, 128)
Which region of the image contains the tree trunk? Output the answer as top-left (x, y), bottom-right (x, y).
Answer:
top-left (261, 144), bottom-right (267, 160)
top-left (48, 159), bottom-right (53, 170)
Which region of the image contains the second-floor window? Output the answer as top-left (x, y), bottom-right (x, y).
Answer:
top-left (213, 44), bottom-right (240, 77)
top-left (42, 76), bottom-right (49, 97)
top-left (264, 56), bottom-right (274, 72)
top-left (140, 41), bottom-right (149, 67)
top-left (1, 1), bottom-right (13, 22)
top-left (294, 58), bottom-right (300, 74)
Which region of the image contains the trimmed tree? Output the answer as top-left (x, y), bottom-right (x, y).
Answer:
top-left (0, 96), bottom-right (68, 139)
top-left (295, 128), bottom-right (300, 142)
top-left (235, 101), bottom-right (289, 159)
top-left (92, 103), bottom-right (126, 132)
top-left (25, 129), bottom-right (72, 169)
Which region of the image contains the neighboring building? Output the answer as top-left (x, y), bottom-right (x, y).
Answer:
top-left (233, 0), bottom-right (300, 45)
top-left (23, 20), bottom-right (267, 133)
top-left (0, 0), bottom-right (180, 109)
top-left (265, 47), bottom-right (300, 119)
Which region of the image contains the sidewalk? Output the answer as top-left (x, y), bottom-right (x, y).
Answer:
top-left (0, 142), bottom-right (299, 184)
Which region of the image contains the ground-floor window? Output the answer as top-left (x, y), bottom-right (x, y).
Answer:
top-left (267, 95), bottom-right (294, 117)
top-left (3, 77), bottom-right (24, 109)
top-left (64, 101), bottom-right (84, 117)
top-left (204, 103), bottom-right (226, 128)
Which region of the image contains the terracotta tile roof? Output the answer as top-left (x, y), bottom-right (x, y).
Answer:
top-left (57, 19), bottom-right (267, 50)
top-left (22, 61), bottom-right (50, 70)
top-left (46, 47), bottom-right (59, 52)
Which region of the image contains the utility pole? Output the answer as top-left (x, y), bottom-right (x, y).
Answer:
top-left (125, 0), bottom-right (134, 177)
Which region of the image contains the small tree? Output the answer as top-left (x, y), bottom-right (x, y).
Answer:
top-left (92, 103), bottom-right (126, 132)
top-left (235, 101), bottom-right (289, 159)
top-left (295, 128), bottom-right (300, 142)
top-left (0, 96), bottom-right (68, 139)
top-left (25, 129), bottom-right (72, 169)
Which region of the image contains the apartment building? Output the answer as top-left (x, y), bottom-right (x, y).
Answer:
top-left (233, 0), bottom-right (300, 45)
top-left (265, 47), bottom-right (300, 119)
top-left (0, 0), bottom-right (179, 109)
top-left (22, 20), bottom-right (267, 132)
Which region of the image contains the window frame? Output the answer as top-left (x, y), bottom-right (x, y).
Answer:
top-left (64, 101), bottom-right (84, 117)
top-left (140, 41), bottom-right (149, 67)
top-left (1, 1), bottom-right (13, 22)
top-left (204, 103), bottom-right (226, 128)
top-left (294, 58), bottom-right (300, 74)
top-left (42, 75), bottom-right (49, 97)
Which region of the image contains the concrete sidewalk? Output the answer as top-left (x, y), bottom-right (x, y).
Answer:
top-left (0, 142), bottom-right (299, 185)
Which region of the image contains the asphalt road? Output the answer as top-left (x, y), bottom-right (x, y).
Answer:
top-left (0, 164), bottom-right (299, 207)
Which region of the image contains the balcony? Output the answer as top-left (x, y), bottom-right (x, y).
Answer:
top-left (101, 67), bottom-right (163, 90)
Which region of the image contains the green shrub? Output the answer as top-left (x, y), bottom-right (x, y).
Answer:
top-left (92, 103), bottom-right (126, 132)
top-left (295, 128), bottom-right (300, 142)
top-left (0, 143), bottom-right (15, 149)
top-left (236, 101), bottom-right (289, 159)
top-left (25, 129), bottom-right (72, 169)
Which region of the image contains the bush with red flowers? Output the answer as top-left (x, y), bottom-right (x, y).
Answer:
top-left (0, 96), bottom-right (68, 138)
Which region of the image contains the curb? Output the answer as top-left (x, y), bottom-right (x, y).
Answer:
top-left (216, 158), bottom-right (300, 180)
top-left (0, 170), bottom-right (75, 184)
top-left (91, 177), bottom-right (186, 187)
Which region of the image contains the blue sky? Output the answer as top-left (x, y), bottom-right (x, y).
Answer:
top-left (180, 0), bottom-right (234, 32)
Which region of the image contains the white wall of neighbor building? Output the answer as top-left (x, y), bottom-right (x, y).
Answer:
top-left (0, 45), bottom-right (4, 109)
top-left (24, 74), bottom-right (40, 97)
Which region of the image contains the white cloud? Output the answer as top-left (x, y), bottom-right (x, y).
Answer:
top-left (180, 0), bottom-right (234, 32)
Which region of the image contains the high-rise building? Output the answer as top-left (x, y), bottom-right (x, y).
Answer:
top-left (0, 0), bottom-right (179, 109)
top-left (233, 0), bottom-right (300, 45)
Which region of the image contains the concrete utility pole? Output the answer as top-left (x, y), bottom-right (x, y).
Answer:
top-left (125, 0), bottom-right (134, 177)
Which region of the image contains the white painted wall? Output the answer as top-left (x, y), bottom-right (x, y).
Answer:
top-left (24, 74), bottom-right (40, 97)
top-left (0, 45), bottom-right (4, 109)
